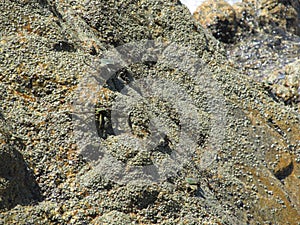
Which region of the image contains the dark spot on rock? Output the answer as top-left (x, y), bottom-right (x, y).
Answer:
top-left (274, 160), bottom-right (294, 180)
top-left (89, 45), bottom-right (97, 55)
top-left (134, 189), bottom-right (159, 210)
top-left (53, 41), bottom-right (75, 52)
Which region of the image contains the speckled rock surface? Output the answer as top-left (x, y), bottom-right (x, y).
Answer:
top-left (0, 0), bottom-right (299, 224)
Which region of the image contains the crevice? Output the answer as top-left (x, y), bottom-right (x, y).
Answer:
top-left (274, 161), bottom-right (294, 180)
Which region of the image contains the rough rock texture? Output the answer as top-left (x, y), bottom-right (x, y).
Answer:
top-left (250, 0), bottom-right (300, 35)
top-left (0, 113), bottom-right (41, 210)
top-left (0, 0), bottom-right (299, 224)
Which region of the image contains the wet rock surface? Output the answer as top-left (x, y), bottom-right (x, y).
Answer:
top-left (227, 31), bottom-right (300, 109)
top-left (0, 0), bottom-right (299, 224)
top-left (194, 0), bottom-right (300, 109)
